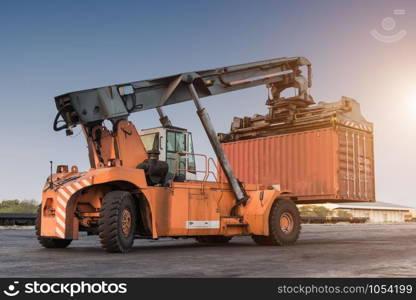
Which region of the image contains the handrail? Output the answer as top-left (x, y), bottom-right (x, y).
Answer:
top-left (173, 152), bottom-right (218, 182)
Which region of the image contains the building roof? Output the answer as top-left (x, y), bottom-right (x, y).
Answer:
top-left (323, 201), bottom-right (413, 211)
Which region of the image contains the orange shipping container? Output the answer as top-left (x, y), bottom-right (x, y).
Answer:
top-left (220, 126), bottom-right (375, 203)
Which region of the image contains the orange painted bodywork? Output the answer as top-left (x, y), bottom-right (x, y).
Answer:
top-left (40, 120), bottom-right (282, 240)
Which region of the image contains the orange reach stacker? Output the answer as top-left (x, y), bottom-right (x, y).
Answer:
top-left (37, 57), bottom-right (313, 252)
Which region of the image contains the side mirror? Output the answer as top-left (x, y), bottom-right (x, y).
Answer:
top-left (118, 85), bottom-right (135, 96)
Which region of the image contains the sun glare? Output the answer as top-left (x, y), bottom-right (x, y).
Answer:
top-left (411, 99), bottom-right (416, 114)
top-left (408, 91), bottom-right (416, 115)
top-left (399, 85), bottom-right (416, 117)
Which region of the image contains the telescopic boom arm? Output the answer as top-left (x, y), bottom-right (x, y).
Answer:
top-left (54, 56), bottom-right (311, 130)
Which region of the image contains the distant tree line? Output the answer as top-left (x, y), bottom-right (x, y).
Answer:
top-left (0, 199), bottom-right (38, 213)
top-left (298, 205), bottom-right (352, 218)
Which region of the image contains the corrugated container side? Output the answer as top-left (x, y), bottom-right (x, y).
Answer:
top-left (220, 126), bottom-right (375, 203)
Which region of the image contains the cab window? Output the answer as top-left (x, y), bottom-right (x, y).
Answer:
top-left (187, 134), bottom-right (196, 173)
top-left (140, 133), bottom-right (159, 152)
top-left (166, 131), bottom-right (187, 176)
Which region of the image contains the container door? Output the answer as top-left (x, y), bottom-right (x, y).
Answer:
top-left (338, 127), bottom-right (375, 201)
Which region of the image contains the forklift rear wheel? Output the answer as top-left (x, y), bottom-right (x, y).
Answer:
top-left (98, 191), bottom-right (137, 253)
top-left (252, 198), bottom-right (301, 246)
top-left (195, 236), bottom-right (232, 244)
top-left (35, 206), bottom-right (72, 248)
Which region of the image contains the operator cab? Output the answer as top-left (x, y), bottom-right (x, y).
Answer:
top-left (139, 127), bottom-right (197, 181)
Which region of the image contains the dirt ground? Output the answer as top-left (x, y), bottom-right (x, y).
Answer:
top-left (1, 223), bottom-right (416, 277)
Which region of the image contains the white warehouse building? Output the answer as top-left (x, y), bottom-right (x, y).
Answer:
top-left (322, 202), bottom-right (412, 223)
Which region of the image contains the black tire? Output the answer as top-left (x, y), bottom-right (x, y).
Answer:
top-left (195, 236), bottom-right (232, 244)
top-left (252, 198), bottom-right (301, 246)
top-left (98, 191), bottom-right (137, 253)
top-left (35, 206), bottom-right (72, 249)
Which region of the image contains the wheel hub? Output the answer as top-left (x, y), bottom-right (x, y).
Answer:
top-left (121, 209), bottom-right (132, 237)
top-left (279, 212), bottom-right (294, 234)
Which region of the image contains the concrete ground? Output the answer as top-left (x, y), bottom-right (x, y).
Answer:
top-left (1, 224), bottom-right (416, 277)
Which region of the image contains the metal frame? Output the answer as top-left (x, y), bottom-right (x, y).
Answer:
top-left (53, 56), bottom-right (312, 206)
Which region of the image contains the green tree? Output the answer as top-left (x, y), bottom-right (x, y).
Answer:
top-left (336, 210), bottom-right (352, 218)
top-left (0, 199), bottom-right (38, 213)
top-left (312, 206), bottom-right (331, 217)
top-left (298, 205), bottom-right (315, 217)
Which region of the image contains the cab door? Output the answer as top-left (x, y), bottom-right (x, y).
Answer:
top-left (186, 184), bottom-right (222, 236)
top-left (166, 130), bottom-right (197, 180)
top-left (139, 128), bottom-right (197, 180)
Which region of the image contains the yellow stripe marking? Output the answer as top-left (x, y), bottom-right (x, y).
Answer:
top-left (57, 196), bottom-right (66, 208)
top-left (82, 179), bottom-right (90, 186)
top-left (55, 227), bottom-right (65, 238)
top-left (56, 206), bottom-right (66, 218)
top-left (66, 185), bottom-right (75, 194)
top-left (56, 217), bottom-right (65, 228)
top-left (59, 189), bottom-right (70, 200)
top-left (74, 182), bottom-right (83, 189)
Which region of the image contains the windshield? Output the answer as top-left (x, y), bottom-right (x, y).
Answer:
top-left (140, 133), bottom-right (159, 152)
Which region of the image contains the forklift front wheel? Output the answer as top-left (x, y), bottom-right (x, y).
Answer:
top-left (35, 206), bottom-right (72, 249)
top-left (98, 191), bottom-right (137, 253)
top-left (252, 198), bottom-right (301, 246)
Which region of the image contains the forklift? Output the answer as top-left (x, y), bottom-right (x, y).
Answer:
top-left (37, 56), bottom-right (312, 252)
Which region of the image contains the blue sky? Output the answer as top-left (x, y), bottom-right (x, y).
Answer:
top-left (0, 0), bottom-right (415, 206)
